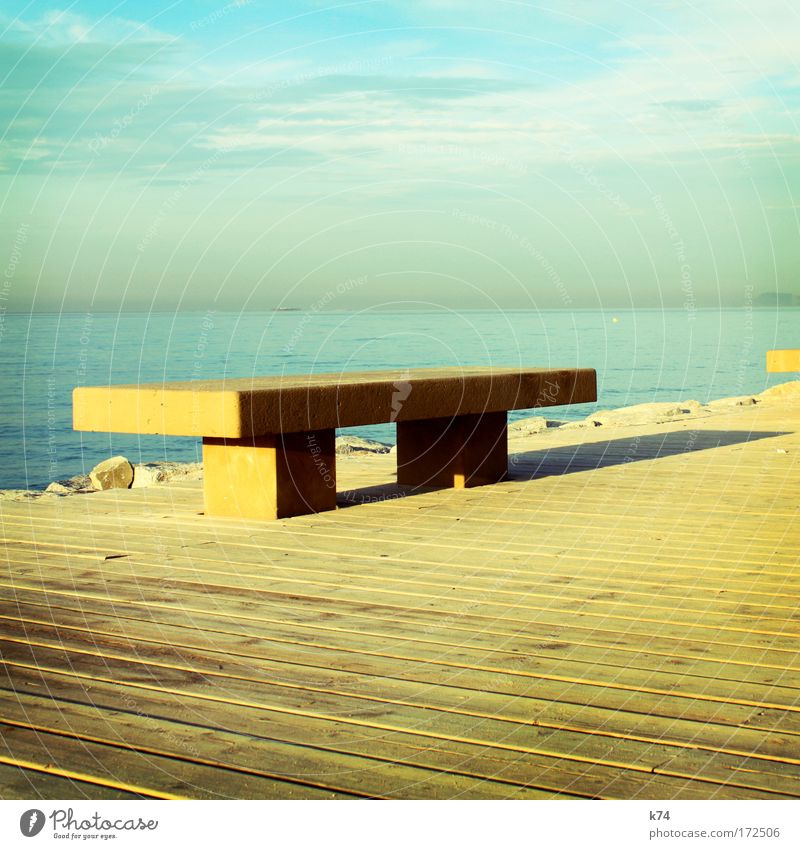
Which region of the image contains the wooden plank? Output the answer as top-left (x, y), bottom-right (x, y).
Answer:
top-left (0, 672), bottom-right (741, 801)
top-left (3, 630), bottom-right (800, 777)
top-left (2, 644), bottom-right (798, 798)
top-left (0, 724), bottom-right (349, 800)
top-left (0, 690), bottom-right (553, 800)
top-left (0, 762), bottom-right (146, 800)
top-left (4, 522), bottom-right (799, 614)
top-left (6, 513), bottom-right (800, 590)
top-left (5, 552), bottom-right (800, 657)
top-left (4, 558), bottom-right (800, 704)
top-left (6, 492), bottom-right (799, 565)
top-left (5, 499), bottom-right (796, 565)
top-left (3, 589), bottom-right (799, 745)
top-left (2, 615), bottom-right (800, 751)
top-left (4, 570), bottom-right (800, 710)
top-left (0, 558), bottom-right (798, 677)
top-left (2, 504), bottom-right (797, 591)
top-left (5, 591), bottom-right (800, 699)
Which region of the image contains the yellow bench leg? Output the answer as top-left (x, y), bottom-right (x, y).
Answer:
top-left (202, 429), bottom-right (337, 520)
top-left (396, 411), bottom-right (508, 489)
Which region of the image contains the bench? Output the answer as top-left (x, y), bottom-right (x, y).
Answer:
top-left (767, 350), bottom-right (800, 373)
top-left (73, 366), bottom-right (597, 520)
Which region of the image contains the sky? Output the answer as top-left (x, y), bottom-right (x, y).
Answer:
top-left (1, 0), bottom-right (799, 312)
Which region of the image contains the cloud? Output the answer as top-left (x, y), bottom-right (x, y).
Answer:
top-left (656, 99), bottom-right (723, 113)
top-left (2, 8), bottom-right (174, 45)
top-left (1, 0), bottom-right (798, 188)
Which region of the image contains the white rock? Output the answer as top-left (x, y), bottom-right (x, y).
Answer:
top-left (0, 489), bottom-right (46, 501)
top-left (89, 456), bottom-right (134, 490)
top-left (335, 436), bottom-right (391, 455)
top-left (508, 416), bottom-right (549, 436)
top-left (706, 396), bottom-right (758, 408)
top-left (587, 400), bottom-right (704, 427)
top-left (45, 475), bottom-right (95, 495)
top-left (132, 462), bottom-right (202, 488)
top-left (758, 381), bottom-right (800, 401)
top-left (509, 415), bottom-right (548, 430)
top-left (509, 417), bottom-right (570, 437)
top-left (132, 464), bottom-right (167, 487)
top-left (45, 481), bottom-right (72, 495)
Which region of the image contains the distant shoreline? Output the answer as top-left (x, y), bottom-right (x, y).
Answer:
top-left (5, 306), bottom-right (800, 315)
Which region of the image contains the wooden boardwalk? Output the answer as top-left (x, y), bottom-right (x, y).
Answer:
top-left (1, 398), bottom-right (800, 799)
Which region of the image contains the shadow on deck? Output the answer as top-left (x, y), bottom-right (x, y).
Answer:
top-left (338, 429), bottom-right (788, 507)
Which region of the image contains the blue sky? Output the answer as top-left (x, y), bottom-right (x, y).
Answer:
top-left (2, 0), bottom-right (798, 311)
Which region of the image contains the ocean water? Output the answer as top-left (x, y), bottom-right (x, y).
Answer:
top-left (1, 307), bottom-right (796, 490)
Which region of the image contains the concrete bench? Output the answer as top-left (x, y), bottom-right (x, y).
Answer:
top-left (73, 366), bottom-right (597, 520)
top-left (767, 350), bottom-right (800, 373)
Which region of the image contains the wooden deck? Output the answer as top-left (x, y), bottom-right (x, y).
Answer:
top-left (2, 397), bottom-right (800, 800)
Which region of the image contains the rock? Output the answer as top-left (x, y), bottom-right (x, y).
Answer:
top-left (45, 482), bottom-right (73, 495)
top-left (508, 416), bottom-right (549, 437)
top-left (706, 396), bottom-right (758, 409)
top-left (508, 417), bottom-right (570, 437)
top-left (559, 419), bottom-right (599, 430)
top-left (509, 416), bottom-right (548, 433)
top-left (45, 474), bottom-right (95, 495)
top-left (132, 462), bottom-right (203, 488)
top-left (335, 436), bottom-right (391, 455)
top-left (131, 464), bottom-right (166, 488)
top-left (0, 489), bottom-right (46, 501)
top-left (758, 380), bottom-right (800, 401)
top-left (587, 400), bottom-right (704, 427)
top-left (89, 456), bottom-right (134, 490)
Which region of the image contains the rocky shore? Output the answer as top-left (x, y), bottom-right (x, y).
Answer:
top-left (3, 380), bottom-right (798, 502)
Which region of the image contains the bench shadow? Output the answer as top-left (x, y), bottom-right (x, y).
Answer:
top-left (337, 429), bottom-right (789, 508)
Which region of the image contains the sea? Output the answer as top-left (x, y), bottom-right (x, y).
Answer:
top-left (1, 307), bottom-right (797, 490)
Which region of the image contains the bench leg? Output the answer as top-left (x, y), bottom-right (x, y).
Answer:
top-left (202, 429), bottom-right (337, 520)
top-left (396, 411), bottom-right (508, 489)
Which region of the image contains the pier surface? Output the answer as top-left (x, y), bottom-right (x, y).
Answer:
top-left (1, 397), bottom-right (799, 799)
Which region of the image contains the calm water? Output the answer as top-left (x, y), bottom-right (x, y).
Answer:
top-left (1, 308), bottom-right (796, 490)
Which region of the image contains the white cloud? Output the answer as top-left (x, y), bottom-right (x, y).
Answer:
top-left (186, 0), bottom-right (799, 175)
top-left (4, 8), bottom-right (174, 45)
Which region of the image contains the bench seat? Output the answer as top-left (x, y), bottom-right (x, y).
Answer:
top-left (767, 350), bottom-right (800, 372)
top-left (74, 366), bottom-right (596, 520)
